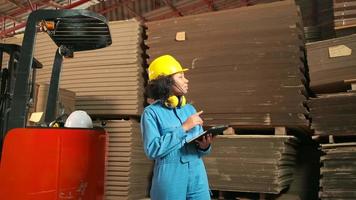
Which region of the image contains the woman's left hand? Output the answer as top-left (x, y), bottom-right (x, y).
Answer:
top-left (196, 134), bottom-right (213, 150)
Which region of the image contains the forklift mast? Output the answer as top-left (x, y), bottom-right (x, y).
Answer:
top-left (0, 44), bottom-right (43, 143)
top-left (0, 9), bottom-right (112, 200)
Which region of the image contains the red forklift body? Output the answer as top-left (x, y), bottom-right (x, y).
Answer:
top-left (0, 128), bottom-right (107, 200)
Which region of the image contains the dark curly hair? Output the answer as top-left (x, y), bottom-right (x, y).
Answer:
top-left (145, 75), bottom-right (174, 103)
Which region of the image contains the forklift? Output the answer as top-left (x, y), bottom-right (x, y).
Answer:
top-left (0, 9), bottom-right (112, 199)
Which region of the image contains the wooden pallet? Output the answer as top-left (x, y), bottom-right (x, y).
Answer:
top-left (212, 190), bottom-right (271, 200)
top-left (216, 126), bottom-right (289, 136)
top-left (345, 79), bottom-right (356, 92)
top-left (213, 126), bottom-right (312, 143)
top-left (211, 190), bottom-right (301, 200)
top-left (313, 134), bottom-right (356, 144)
top-left (208, 125), bottom-right (310, 136)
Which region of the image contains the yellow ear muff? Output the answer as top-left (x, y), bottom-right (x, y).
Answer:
top-left (165, 95), bottom-right (186, 108)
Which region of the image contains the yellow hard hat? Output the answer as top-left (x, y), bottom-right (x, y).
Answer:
top-left (148, 55), bottom-right (188, 81)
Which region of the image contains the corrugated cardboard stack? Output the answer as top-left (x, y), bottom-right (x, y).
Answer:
top-left (142, 0), bottom-right (281, 21)
top-left (97, 120), bottom-right (152, 200)
top-left (316, 0), bottom-right (335, 40)
top-left (306, 34), bottom-right (356, 93)
top-left (35, 19), bottom-right (145, 117)
top-left (308, 92), bottom-right (356, 198)
top-left (295, 0), bottom-right (320, 42)
top-left (306, 18), bottom-right (356, 199)
top-left (89, 0), bottom-right (281, 22)
top-left (308, 93), bottom-right (356, 136)
top-left (29, 83), bottom-right (75, 121)
top-left (334, 0), bottom-right (356, 29)
top-left (146, 0), bottom-right (309, 130)
top-left (204, 135), bottom-right (298, 194)
top-left (320, 143), bottom-right (356, 199)
top-left (295, 0), bottom-right (335, 42)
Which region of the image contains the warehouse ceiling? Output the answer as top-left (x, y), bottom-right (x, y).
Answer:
top-left (0, 0), bottom-right (100, 38)
top-left (0, 0), bottom-right (272, 39)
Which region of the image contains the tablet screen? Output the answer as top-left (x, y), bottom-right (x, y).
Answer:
top-left (186, 125), bottom-right (228, 143)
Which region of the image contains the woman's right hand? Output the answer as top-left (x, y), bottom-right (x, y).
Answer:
top-left (182, 111), bottom-right (203, 132)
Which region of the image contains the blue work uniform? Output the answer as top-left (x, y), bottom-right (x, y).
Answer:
top-left (140, 101), bottom-right (211, 200)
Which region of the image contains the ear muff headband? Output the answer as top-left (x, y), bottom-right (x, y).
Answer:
top-left (165, 95), bottom-right (186, 108)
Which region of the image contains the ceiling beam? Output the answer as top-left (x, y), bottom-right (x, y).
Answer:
top-left (6, 4), bottom-right (33, 17)
top-left (26, 0), bottom-right (35, 11)
top-left (99, 0), bottom-right (121, 12)
top-left (6, 0), bottom-right (25, 8)
top-left (121, 0), bottom-right (146, 22)
top-left (202, 0), bottom-right (217, 11)
top-left (0, 0), bottom-right (91, 38)
top-left (162, 0), bottom-right (183, 17)
top-left (47, 0), bottom-right (65, 9)
top-left (148, 0), bottom-right (217, 21)
top-left (5, 0), bottom-right (49, 17)
top-left (0, 15), bottom-right (23, 24)
top-left (64, 0), bottom-right (90, 9)
top-left (98, 0), bottom-right (146, 22)
top-left (241, 0), bottom-right (252, 6)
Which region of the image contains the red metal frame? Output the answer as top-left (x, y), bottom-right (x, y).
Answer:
top-left (163, 0), bottom-right (183, 16)
top-left (6, 0), bottom-right (25, 8)
top-left (27, 0), bottom-right (35, 11)
top-left (241, 0), bottom-right (252, 6)
top-left (202, 0), bottom-right (217, 11)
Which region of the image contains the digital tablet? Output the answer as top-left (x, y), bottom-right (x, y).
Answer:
top-left (187, 125), bottom-right (228, 143)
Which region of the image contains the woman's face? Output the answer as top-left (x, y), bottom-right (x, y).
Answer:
top-left (172, 72), bottom-right (189, 96)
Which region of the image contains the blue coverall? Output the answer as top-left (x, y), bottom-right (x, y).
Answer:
top-left (140, 101), bottom-right (211, 200)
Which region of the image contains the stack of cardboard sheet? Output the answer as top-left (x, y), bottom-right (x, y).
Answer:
top-left (34, 19), bottom-right (145, 117)
top-left (308, 93), bottom-right (356, 136)
top-left (306, 34), bottom-right (356, 93)
top-left (88, 0), bottom-right (281, 22)
top-left (295, 0), bottom-right (334, 42)
top-left (334, 0), bottom-right (356, 29)
top-left (204, 135), bottom-right (298, 194)
top-left (320, 143), bottom-right (356, 199)
top-left (146, 0), bottom-right (309, 129)
top-left (316, 0), bottom-right (335, 40)
top-left (142, 0), bottom-right (281, 21)
top-left (31, 83), bottom-right (75, 115)
top-left (95, 120), bottom-right (152, 200)
top-left (140, 0), bottom-right (213, 20)
top-left (27, 83), bottom-right (75, 124)
top-left (295, 0), bottom-right (320, 42)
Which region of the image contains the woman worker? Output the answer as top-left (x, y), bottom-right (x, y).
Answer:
top-left (140, 55), bottom-right (213, 200)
